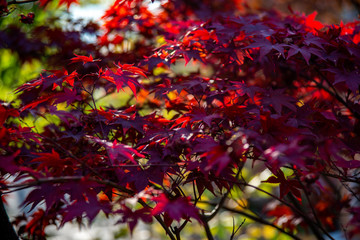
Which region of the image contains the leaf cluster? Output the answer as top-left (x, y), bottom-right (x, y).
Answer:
top-left (1, 1), bottom-right (360, 239)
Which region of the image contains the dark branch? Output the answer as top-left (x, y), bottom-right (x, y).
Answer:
top-left (7, 0), bottom-right (38, 5)
top-left (0, 193), bottom-right (19, 240)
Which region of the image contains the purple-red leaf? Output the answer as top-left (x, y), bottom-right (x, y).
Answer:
top-left (152, 194), bottom-right (200, 226)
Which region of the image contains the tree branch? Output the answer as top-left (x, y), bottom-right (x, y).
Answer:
top-left (201, 214), bottom-right (214, 240)
top-left (138, 199), bottom-right (176, 240)
top-left (213, 176), bottom-right (332, 240)
top-left (0, 193), bottom-right (19, 240)
top-left (286, 193), bottom-right (327, 240)
top-left (7, 0), bottom-right (38, 5)
top-left (1, 176), bottom-right (134, 196)
top-left (199, 199), bottom-right (301, 240)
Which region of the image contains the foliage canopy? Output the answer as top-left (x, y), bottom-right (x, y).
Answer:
top-left (1, 0), bottom-right (360, 239)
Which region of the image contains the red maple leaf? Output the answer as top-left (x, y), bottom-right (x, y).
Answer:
top-left (70, 54), bottom-right (98, 65)
top-left (262, 89), bottom-right (297, 114)
top-left (0, 104), bottom-right (19, 126)
top-left (244, 37), bottom-right (287, 60)
top-left (326, 68), bottom-right (360, 94)
top-left (117, 205), bottom-right (152, 233)
top-left (262, 169), bottom-right (302, 201)
top-left (22, 183), bottom-right (63, 213)
top-left (102, 64), bottom-right (145, 96)
top-left (21, 95), bottom-right (53, 111)
top-left (31, 149), bottom-right (75, 175)
top-left (53, 87), bottom-right (82, 107)
top-left (287, 45), bottom-right (325, 65)
top-left (0, 150), bottom-right (20, 174)
top-left (305, 12), bottom-right (324, 31)
top-left (58, 0), bottom-right (79, 9)
top-left (118, 63), bottom-right (147, 78)
top-left (201, 145), bottom-right (231, 176)
top-left (87, 136), bottom-right (145, 165)
top-left (152, 194), bottom-right (200, 226)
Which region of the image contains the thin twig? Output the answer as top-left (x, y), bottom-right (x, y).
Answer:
top-left (296, 176), bottom-right (335, 240)
top-left (213, 176), bottom-right (332, 240)
top-left (138, 199), bottom-right (176, 240)
top-left (199, 200), bottom-right (301, 240)
top-left (204, 166), bottom-right (242, 221)
top-left (230, 218), bottom-right (245, 240)
top-left (287, 193), bottom-right (326, 240)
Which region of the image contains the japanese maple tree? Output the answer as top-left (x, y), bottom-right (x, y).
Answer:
top-left (1, 0), bottom-right (360, 239)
